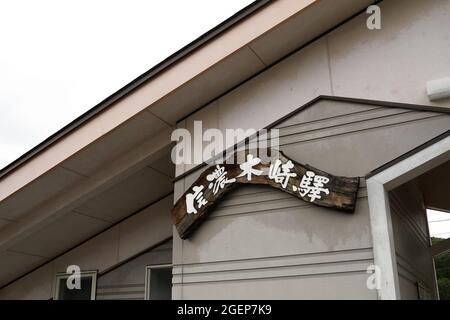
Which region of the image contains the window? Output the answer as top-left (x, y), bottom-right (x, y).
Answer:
top-left (144, 264), bottom-right (172, 300)
top-left (53, 270), bottom-right (97, 300)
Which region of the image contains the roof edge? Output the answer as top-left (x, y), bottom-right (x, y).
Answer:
top-left (0, 0), bottom-right (271, 180)
top-left (173, 94), bottom-right (450, 182)
top-left (365, 129), bottom-right (450, 179)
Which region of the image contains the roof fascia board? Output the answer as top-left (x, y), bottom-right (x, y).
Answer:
top-left (0, 0), bottom-right (317, 203)
top-left (0, 0), bottom-right (272, 181)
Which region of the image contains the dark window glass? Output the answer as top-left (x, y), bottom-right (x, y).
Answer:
top-left (58, 276), bottom-right (93, 300)
top-left (149, 268), bottom-right (172, 300)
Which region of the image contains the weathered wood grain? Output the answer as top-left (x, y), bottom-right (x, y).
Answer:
top-left (172, 150), bottom-right (359, 239)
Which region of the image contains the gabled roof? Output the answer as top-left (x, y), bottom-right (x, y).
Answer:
top-left (2, 0), bottom-right (383, 290)
top-left (0, 0), bottom-right (271, 180)
top-left (0, 0), bottom-right (377, 213)
top-left (6, 0), bottom-right (436, 291)
top-left (174, 95), bottom-right (450, 182)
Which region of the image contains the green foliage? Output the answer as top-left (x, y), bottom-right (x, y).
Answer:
top-left (432, 237), bottom-right (450, 300)
top-left (438, 278), bottom-right (450, 300)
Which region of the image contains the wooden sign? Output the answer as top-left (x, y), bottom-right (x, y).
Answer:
top-left (172, 150), bottom-right (359, 239)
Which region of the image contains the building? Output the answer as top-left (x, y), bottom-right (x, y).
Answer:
top-left (1, 0), bottom-right (450, 300)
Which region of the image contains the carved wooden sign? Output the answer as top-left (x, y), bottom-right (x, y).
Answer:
top-left (172, 150), bottom-right (359, 239)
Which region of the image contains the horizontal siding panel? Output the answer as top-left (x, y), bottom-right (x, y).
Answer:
top-left (180, 196), bottom-right (372, 264)
top-left (211, 198), bottom-right (307, 218)
top-left (277, 101), bottom-right (382, 128)
top-left (97, 283), bottom-right (145, 293)
top-left (217, 188), bottom-right (292, 208)
top-left (174, 261), bottom-right (372, 284)
top-left (211, 187), bottom-right (367, 219)
top-left (177, 272), bottom-right (377, 299)
top-left (279, 112), bottom-right (442, 146)
top-left (97, 284), bottom-right (145, 300)
top-left (97, 292), bottom-right (144, 300)
top-left (278, 107), bottom-right (412, 136)
top-left (173, 248), bottom-right (373, 277)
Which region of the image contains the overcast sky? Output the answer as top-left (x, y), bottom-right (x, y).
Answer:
top-left (428, 209), bottom-right (450, 239)
top-left (0, 0), bottom-right (253, 169)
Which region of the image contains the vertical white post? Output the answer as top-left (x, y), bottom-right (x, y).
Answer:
top-left (367, 179), bottom-right (401, 300)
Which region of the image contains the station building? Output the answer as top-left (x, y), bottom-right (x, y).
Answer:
top-left (0, 0), bottom-right (449, 299)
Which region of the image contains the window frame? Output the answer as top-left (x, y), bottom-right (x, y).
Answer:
top-left (144, 264), bottom-right (172, 300)
top-left (53, 270), bottom-right (98, 300)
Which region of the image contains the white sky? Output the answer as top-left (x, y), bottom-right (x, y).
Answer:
top-left (428, 209), bottom-right (450, 239)
top-left (0, 0), bottom-right (253, 169)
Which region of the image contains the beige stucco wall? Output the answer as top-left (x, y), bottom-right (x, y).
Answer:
top-left (0, 195), bottom-right (173, 299)
top-left (178, 0), bottom-right (450, 175)
top-left (173, 98), bottom-right (450, 299)
top-left (96, 240), bottom-right (172, 300)
top-left (171, 0), bottom-right (450, 298)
